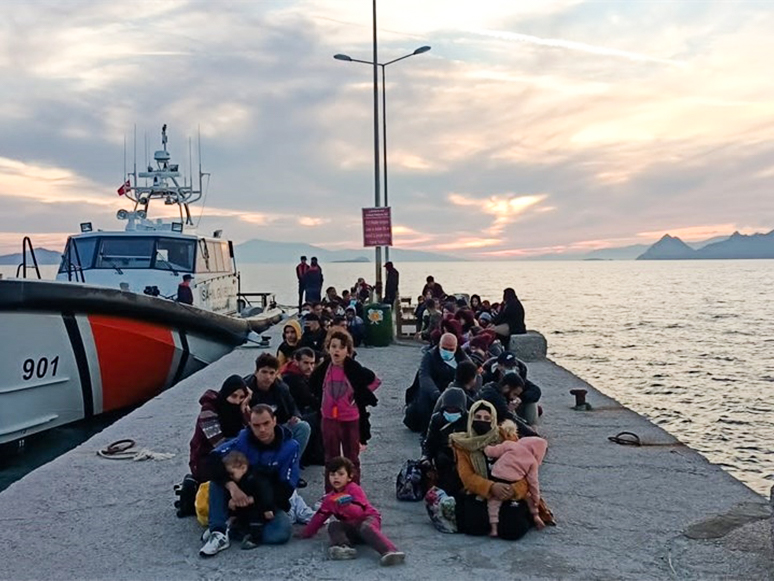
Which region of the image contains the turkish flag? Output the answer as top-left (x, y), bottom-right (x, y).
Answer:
top-left (117, 179), bottom-right (131, 196)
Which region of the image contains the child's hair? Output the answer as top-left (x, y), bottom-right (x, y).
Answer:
top-left (326, 456), bottom-right (355, 477)
top-left (500, 420), bottom-right (519, 440)
top-left (223, 450), bottom-right (249, 469)
top-left (325, 329), bottom-right (354, 353)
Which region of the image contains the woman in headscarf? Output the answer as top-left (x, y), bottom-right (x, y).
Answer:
top-left (188, 374), bottom-right (250, 482)
top-left (491, 287), bottom-right (526, 343)
top-left (450, 400), bottom-right (553, 539)
top-left (276, 319), bottom-right (303, 367)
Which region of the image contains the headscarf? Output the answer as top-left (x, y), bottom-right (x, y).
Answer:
top-left (449, 400), bottom-right (501, 478)
top-left (215, 374), bottom-right (247, 438)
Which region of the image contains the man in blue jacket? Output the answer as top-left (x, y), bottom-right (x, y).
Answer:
top-left (200, 404), bottom-right (299, 557)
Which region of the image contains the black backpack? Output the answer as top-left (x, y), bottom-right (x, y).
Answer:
top-left (395, 460), bottom-right (425, 501)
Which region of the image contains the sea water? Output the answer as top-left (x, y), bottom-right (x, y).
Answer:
top-left (2, 260), bottom-right (772, 495)
top-left (237, 259), bottom-right (774, 496)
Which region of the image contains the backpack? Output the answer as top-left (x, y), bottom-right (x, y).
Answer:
top-left (395, 460), bottom-right (426, 501)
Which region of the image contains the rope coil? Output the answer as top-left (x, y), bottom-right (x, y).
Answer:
top-left (97, 439), bottom-right (175, 461)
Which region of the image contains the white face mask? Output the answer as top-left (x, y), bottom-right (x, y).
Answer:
top-left (439, 348), bottom-right (455, 362)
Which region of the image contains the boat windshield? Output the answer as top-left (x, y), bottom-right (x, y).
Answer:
top-left (59, 236), bottom-right (196, 272)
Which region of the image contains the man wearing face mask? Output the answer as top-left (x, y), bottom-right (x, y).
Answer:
top-left (421, 387), bottom-right (468, 496)
top-left (404, 333), bottom-right (471, 433)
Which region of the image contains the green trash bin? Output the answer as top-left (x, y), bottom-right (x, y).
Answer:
top-left (363, 303), bottom-right (393, 347)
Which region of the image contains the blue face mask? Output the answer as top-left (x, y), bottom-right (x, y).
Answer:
top-left (443, 411), bottom-right (462, 424)
top-left (440, 348), bottom-right (455, 362)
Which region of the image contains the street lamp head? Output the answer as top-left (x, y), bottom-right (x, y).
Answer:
top-left (413, 45), bottom-right (431, 55)
top-left (333, 54), bottom-right (353, 61)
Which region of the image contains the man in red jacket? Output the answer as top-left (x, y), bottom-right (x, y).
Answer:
top-left (295, 256), bottom-right (310, 311)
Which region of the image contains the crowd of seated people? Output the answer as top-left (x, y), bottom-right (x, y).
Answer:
top-left (176, 273), bottom-right (548, 564)
top-left (403, 277), bottom-right (551, 540)
top-left (413, 277), bottom-right (527, 354)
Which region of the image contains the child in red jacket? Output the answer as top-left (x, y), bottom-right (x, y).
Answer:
top-left (298, 457), bottom-right (404, 566)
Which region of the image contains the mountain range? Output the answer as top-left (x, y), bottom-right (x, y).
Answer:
top-left (1, 231), bottom-right (772, 266)
top-left (233, 239), bottom-right (458, 264)
top-left (637, 230), bottom-right (774, 260)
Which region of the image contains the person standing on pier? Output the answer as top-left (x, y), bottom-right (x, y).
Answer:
top-left (177, 274), bottom-right (194, 305)
top-left (295, 256), bottom-right (310, 311)
top-left (200, 404), bottom-right (299, 556)
top-left (303, 257), bottom-right (324, 303)
top-left (309, 330), bottom-right (380, 491)
top-left (384, 262), bottom-right (399, 306)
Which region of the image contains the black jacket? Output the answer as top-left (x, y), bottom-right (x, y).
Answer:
top-left (492, 299), bottom-right (526, 335)
top-left (299, 328), bottom-right (326, 357)
top-left (309, 357), bottom-right (378, 444)
top-left (385, 268), bottom-right (399, 303)
top-left (245, 375), bottom-right (301, 425)
top-left (282, 366), bottom-right (319, 415)
top-left (477, 382), bottom-right (539, 438)
top-left (403, 347), bottom-right (470, 433)
top-left (233, 469), bottom-right (276, 523)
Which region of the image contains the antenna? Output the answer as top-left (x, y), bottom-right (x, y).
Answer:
top-left (198, 125), bottom-right (202, 194)
top-left (133, 124), bottom-right (137, 189)
top-left (123, 134), bottom-right (127, 184)
top-left (188, 136), bottom-right (193, 193)
top-left (144, 132), bottom-right (148, 181)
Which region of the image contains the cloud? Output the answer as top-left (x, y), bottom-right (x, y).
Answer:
top-left (449, 192), bottom-right (549, 236)
top-left (2, 1), bottom-right (774, 257)
top-left (469, 29), bottom-right (685, 66)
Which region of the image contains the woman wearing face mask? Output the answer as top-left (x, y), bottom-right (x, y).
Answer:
top-left (421, 388), bottom-right (469, 496)
top-left (450, 400), bottom-right (553, 539)
top-left (188, 374), bottom-right (250, 483)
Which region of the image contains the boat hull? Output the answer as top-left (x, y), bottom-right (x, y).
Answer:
top-left (0, 279), bottom-right (283, 445)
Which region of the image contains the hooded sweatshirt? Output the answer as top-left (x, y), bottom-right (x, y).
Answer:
top-left (484, 436), bottom-right (547, 508)
top-left (422, 387), bottom-right (469, 462)
top-left (276, 319), bottom-right (303, 367)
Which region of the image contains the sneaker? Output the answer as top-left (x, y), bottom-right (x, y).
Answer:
top-left (199, 531), bottom-right (229, 558)
top-left (241, 534), bottom-right (259, 550)
top-left (328, 545), bottom-right (357, 560)
top-left (380, 551), bottom-right (406, 566)
top-left (200, 529), bottom-right (211, 543)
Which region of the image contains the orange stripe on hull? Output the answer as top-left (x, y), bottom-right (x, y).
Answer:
top-left (89, 315), bottom-right (176, 412)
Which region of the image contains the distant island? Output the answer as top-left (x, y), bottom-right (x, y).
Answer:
top-left (0, 248), bottom-right (62, 266)
top-left (331, 257), bottom-right (370, 263)
top-left (637, 230), bottom-right (774, 260)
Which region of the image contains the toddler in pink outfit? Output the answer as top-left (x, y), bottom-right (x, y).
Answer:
top-left (484, 421), bottom-right (548, 536)
top-left (299, 456), bottom-right (405, 566)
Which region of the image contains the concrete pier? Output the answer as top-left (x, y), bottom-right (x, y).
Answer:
top-left (0, 327), bottom-right (771, 580)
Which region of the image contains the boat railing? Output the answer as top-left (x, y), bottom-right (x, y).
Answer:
top-left (15, 237), bottom-right (42, 280)
top-left (237, 292), bottom-right (277, 310)
top-left (62, 240), bottom-right (86, 283)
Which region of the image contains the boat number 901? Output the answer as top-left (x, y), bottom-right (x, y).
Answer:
top-left (22, 356), bottom-right (59, 380)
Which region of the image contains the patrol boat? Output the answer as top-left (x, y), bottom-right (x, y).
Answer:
top-left (0, 126), bottom-right (282, 445)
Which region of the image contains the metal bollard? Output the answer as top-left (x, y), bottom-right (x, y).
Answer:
top-left (570, 389), bottom-right (592, 411)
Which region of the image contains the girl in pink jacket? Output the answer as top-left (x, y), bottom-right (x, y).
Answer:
top-left (299, 457), bottom-right (405, 566)
top-left (484, 421), bottom-right (548, 536)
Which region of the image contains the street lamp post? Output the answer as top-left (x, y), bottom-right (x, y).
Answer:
top-left (334, 45), bottom-right (431, 264)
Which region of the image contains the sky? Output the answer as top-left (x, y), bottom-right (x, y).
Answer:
top-left (1, 0), bottom-right (773, 258)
